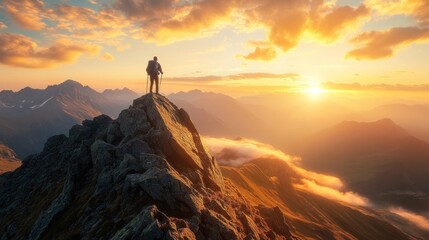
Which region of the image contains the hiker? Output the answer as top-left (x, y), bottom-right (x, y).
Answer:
top-left (146, 56), bottom-right (163, 94)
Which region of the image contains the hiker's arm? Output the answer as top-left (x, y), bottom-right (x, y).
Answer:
top-left (158, 63), bottom-right (163, 74)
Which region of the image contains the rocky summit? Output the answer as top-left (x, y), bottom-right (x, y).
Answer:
top-left (0, 94), bottom-right (296, 240)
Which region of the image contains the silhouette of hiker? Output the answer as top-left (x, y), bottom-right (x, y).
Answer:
top-left (146, 56), bottom-right (163, 94)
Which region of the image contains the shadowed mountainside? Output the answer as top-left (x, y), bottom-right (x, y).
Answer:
top-left (0, 94), bottom-right (419, 239)
top-left (0, 80), bottom-right (138, 157)
top-left (296, 118), bottom-right (429, 213)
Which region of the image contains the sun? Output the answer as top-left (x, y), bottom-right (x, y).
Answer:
top-left (303, 80), bottom-right (325, 99)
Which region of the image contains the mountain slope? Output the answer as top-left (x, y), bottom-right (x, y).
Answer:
top-left (0, 95), bottom-right (418, 239)
top-left (0, 80), bottom-right (138, 157)
top-left (0, 144), bottom-right (21, 174)
top-left (222, 158), bottom-right (419, 240)
top-left (296, 119), bottom-right (429, 213)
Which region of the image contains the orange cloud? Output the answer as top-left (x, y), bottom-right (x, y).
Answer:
top-left (389, 207), bottom-right (429, 231)
top-left (312, 4), bottom-right (370, 41)
top-left (366, 0), bottom-right (429, 26)
top-left (324, 81), bottom-right (429, 92)
top-left (165, 72), bottom-right (299, 83)
top-left (113, 0), bottom-right (369, 51)
top-left (242, 46), bottom-right (277, 61)
top-left (346, 27), bottom-right (429, 59)
top-left (242, 1), bottom-right (370, 53)
top-left (115, 0), bottom-right (235, 43)
top-left (0, 33), bottom-right (100, 68)
top-left (51, 5), bottom-right (129, 40)
top-left (3, 0), bottom-right (46, 30)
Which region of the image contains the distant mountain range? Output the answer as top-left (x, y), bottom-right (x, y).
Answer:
top-left (296, 118), bottom-right (429, 213)
top-left (348, 103), bottom-right (429, 143)
top-left (0, 80), bottom-right (138, 157)
top-left (169, 90), bottom-right (268, 140)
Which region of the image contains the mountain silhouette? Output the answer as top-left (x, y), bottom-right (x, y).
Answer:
top-left (0, 80), bottom-right (138, 157)
top-left (297, 118), bottom-right (429, 213)
top-left (0, 95), bottom-right (419, 239)
top-left (349, 103), bottom-right (429, 143)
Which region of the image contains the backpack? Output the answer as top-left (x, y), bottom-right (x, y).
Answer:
top-left (146, 60), bottom-right (158, 75)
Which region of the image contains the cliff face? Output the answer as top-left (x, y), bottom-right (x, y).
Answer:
top-left (0, 94), bottom-right (295, 240)
top-left (0, 94), bottom-right (417, 240)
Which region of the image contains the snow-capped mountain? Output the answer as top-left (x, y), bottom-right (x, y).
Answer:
top-left (0, 80), bottom-right (139, 157)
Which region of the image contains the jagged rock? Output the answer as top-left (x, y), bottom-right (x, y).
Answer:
top-left (116, 138), bottom-right (152, 159)
top-left (69, 125), bottom-right (91, 143)
top-left (117, 107), bottom-right (151, 137)
top-left (106, 121), bottom-right (123, 144)
top-left (125, 167), bottom-right (204, 215)
top-left (91, 140), bottom-right (116, 169)
top-left (42, 134), bottom-right (67, 153)
top-left (257, 205), bottom-right (293, 238)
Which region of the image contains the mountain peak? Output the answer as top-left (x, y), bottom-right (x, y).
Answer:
top-left (59, 79), bottom-right (83, 88)
top-left (125, 93), bottom-right (224, 190)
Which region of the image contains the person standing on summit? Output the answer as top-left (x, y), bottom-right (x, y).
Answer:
top-left (146, 56), bottom-right (163, 94)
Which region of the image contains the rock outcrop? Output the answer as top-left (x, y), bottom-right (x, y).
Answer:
top-left (0, 94), bottom-right (295, 239)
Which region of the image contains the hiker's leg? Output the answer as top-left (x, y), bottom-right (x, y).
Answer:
top-left (155, 76), bottom-right (159, 94)
top-left (150, 76), bottom-right (154, 93)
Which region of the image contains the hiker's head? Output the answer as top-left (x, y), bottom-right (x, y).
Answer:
top-left (153, 56), bottom-right (158, 62)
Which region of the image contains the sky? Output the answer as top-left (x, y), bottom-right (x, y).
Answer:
top-left (0, 0), bottom-right (429, 96)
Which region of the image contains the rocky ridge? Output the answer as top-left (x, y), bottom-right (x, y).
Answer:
top-left (0, 94), bottom-right (296, 239)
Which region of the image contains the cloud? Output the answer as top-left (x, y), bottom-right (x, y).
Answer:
top-left (112, 0), bottom-right (369, 52)
top-left (311, 4), bottom-right (370, 42)
top-left (102, 52), bottom-right (114, 61)
top-left (0, 33), bottom-right (100, 68)
top-left (4, 0), bottom-right (129, 48)
top-left (3, 0), bottom-right (46, 30)
top-left (165, 72), bottom-right (299, 83)
top-left (324, 81), bottom-right (429, 92)
top-left (202, 136), bottom-right (369, 206)
top-left (0, 21), bottom-right (6, 29)
top-left (242, 46), bottom-right (277, 61)
top-left (242, 1), bottom-right (369, 52)
top-left (115, 0), bottom-right (236, 43)
top-left (296, 179), bottom-right (369, 206)
top-left (51, 5), bottom-right (129, 40)
top-left (366, 0), bottom-right (429, 26)
top-left (346, 27), bottom-right (429, 59)
top-left (389, 207), bottom-right (429, 231)
top-left (203, 137), bottom-right (293, 166)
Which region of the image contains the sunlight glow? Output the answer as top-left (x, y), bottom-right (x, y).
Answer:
top-left (303, 77), bottom-right (325, 99)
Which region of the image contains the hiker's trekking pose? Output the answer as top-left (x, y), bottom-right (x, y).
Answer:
top-left (146, 56), bottom-right (163, 94)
